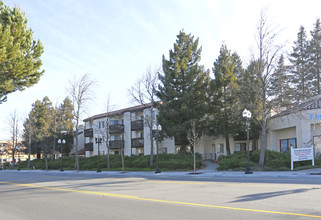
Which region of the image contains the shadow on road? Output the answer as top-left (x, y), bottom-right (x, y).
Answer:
top-left (230, 187), bottom-right (321, 203)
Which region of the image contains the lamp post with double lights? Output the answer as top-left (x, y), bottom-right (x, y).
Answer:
top-left (57, 138), bottom-right (66, 172)
top-left (152, 124), bottom-right (162, 174)
top-left (242, 109), bottom-right (253, 174)
top-left (95, 135), bottom-right (103, 172)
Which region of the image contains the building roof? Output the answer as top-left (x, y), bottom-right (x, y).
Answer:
top-left (272, 94), bottom-right (321, 118)
top-left (83, 103), bottom-right (152, 122)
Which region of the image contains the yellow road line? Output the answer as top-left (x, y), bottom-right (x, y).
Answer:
top-left (1, 181), bottom-right (321, 219)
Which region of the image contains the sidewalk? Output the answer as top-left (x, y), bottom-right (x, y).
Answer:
top-left (3, 163), bottom-right (321, 178)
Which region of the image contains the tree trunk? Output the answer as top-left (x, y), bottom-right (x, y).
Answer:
top-left (45, 146), bottom-right (48, 170)
top-left (120, 146), bottom-right (124, 171)
top-left (74, 122), bottom-right (79, 170)
top-left (193, 151), bottom-right (196, 174)
top-left (12, 149), bottom-right (15, 168)
top-left (107, 147), bottom-right (110, 169)
top-left (225, 134), bottom-right (231, 155)
top-left (149, 104), bottom-right (154, 168)
top-left (28, 141), bottom-right (31, 168)
top-left (259, 90), bottom-right (267, 167)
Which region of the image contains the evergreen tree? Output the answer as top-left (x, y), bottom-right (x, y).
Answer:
top-left (268, 55), bottom-right (292, 108)
top-left (0, 1), bottom-right (44, 103)
top-left (309, 18), bottom-right (321, 95)
top-left (56, 97), bottom-right (74, 155)
top-left (156, 30), bottom-right (210, 152)
top-left (29, 97), bottom-right (54, 169)
top-left (210, 44), bottom-right (243, 155)
top-left (237, 60), bottom-right (262, 150)
top-left (288, 26), bottom-right (312, 103)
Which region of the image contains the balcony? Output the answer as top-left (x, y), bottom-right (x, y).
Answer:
top-left (109, 140), bottom-right (124, 149)
top-left (84, 143), bottom-right (93, 151)
top-left (131, 138), bottom-right (144, 148)
top-left (109, 124), bottom-right (124, 134)
top-left (84, 128), bottom-right (93, 137)
top-left (131, 120), bottom-right (143, 130)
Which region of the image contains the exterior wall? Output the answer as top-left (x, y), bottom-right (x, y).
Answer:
top-left (267, 108), bottom-right (321, 151)
top-left (268, 127), bottom-right (296, 152)
top-left (143, 108), bottom-right (154, 156)
top-left (196, 134), bottom-right (260, 160)
top-left (84, 105), bottom-right (175, 158)
top-left (124, 112), bottom-right (131, 156)
top-left (72, 125), bottom-right (84, 155)
top-left (159, 138), bottom-right (175, 154)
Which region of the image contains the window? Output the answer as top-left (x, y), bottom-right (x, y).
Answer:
top-left (218, 144), bottom-right (224, 153)
top-left (280, 138), bottom-right (296, 153)
top-left (137, 148), bottom-right (144, 155)
top-left (235, 143), bottom-right (246, 151)
top-left (110, 120), bottom-right (118, 125)
top-left (98, 121), bottom-right (105, 128)
top-left (111, 135), bottom-right (123, 141)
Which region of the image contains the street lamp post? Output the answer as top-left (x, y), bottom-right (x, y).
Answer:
top-left (95, 135), bottom-right (102, 172)
top-left (243, 109), bottom-right (253, 174)
top-left (152, 124), bottom-right (162, 174)
top-left (58, 139), bottom-right (66, 172)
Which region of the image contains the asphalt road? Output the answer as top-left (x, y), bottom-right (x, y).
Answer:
top-left (0, 171), bottom-right (321, 220)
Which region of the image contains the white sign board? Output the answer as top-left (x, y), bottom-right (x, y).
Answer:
top-left (291, 147), bottom-right (314, 170)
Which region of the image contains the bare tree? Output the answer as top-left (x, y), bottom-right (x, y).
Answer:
top-left (187, 121), bottom-right (201, 174)
top-left (69, 73), bottom-right (96, 170)
top-left (254, 9), bottom-right (283, 167)
top-left (8, 110), bottom-right (19, 167)
top-left (23, 113), bottom-right (34, 168)
top-left (97, 93), bottom-right (115, 169)
top-left (129, 66), bottom-right (160, 167)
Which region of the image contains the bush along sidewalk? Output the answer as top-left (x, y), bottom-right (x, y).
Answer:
top-left (17, 153), bottom-right (203, 171)
top-left (217, 150), bottom-right (321, 171)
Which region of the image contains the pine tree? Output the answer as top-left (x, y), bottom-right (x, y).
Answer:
top-left (29, 97), bottom-right (54, 169)
top-left (309, 18), bottom-right (321, 95)
top-left (56, 97), bottom-right (74, 155)
top-left (268, 55), bottom-right (292, 108)
top-left (156, 30), bottom-right (210, 152)
top-left (237, 60), bottom-right (262, 150)
top-left (0, 1), bottom-right (44, 103)
top-left (288, 26), bottom-right (312, 103)
top-left (210, 44), bottom-right (242, 155)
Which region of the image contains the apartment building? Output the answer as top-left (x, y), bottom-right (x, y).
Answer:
top-left (83, 104), bottom-right (175, 157)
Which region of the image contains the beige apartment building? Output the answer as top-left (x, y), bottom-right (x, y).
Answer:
top-left (195, 95), bottom-right (321, 159)
top-left (82, 104), bottom-right (175, 157)
top-left (79, 95), bottom-right (321, 160)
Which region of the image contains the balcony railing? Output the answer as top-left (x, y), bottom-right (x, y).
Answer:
top-left (84, 142), bottom-right (93, 151)
top-left (84, 128), bottom-right (93, 137)
top-left (109, 140), bottom-right (124, 149)
top-left (109, 124), bottom-right (124, 134)
top-left (131, 138), bottom-right (144, 148)
top-left (131, 120), bottom-right (143, 130)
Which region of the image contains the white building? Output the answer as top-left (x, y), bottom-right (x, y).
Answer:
top-left (196, 95), bottom-right (321, 159)
top-left (83, 104), bottom-right (175, 157)
top-left (267, 94), bottom-right (321, 156)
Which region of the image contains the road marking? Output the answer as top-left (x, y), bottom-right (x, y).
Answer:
top-left (149, 181), bottom-right (208, 185)
top-left (1, 181), bottom-right (321, 219)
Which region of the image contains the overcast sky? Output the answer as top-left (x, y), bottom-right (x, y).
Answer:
top-left (1, 0), bottom-right (321, 140)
